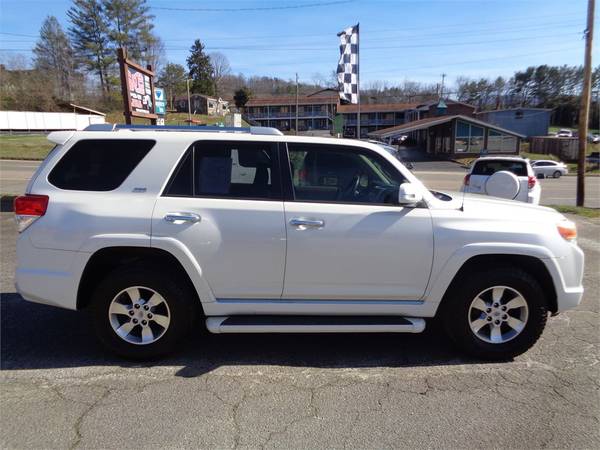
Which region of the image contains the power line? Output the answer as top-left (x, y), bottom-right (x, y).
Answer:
top-left (150, 0), bottom-right (352, 12)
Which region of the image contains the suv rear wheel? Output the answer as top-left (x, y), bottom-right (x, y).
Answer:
top-left (90, 264), bottom-right (196, 359)
top-left (441, 267), bottom-right (548, 360)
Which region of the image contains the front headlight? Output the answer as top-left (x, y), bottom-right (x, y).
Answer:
top-left (557, 220), bottom-right (577, 242)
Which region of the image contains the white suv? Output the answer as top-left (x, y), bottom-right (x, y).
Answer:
top-left (14, 125), bottom-right (584, 360)
top-left (462, 156), bottom-right (541, 204)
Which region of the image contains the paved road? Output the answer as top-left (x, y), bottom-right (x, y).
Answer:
top-left (1, 212), bottom-right (599, 449)
top-left (2, 159), bottom-right (599, 207)
top-left (413, 169), bottom-right (600, 208)
top-left (0, 160), bottom-right (40, 195)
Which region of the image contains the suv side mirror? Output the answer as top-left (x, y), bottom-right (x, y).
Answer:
top-left (398, 183), bottom-right (423, 206)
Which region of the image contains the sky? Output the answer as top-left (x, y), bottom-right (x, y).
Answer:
top-left (0, 0), bottom-right (596, 88)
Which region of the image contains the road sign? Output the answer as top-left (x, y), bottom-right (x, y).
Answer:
top-left (154, 87), bottom-right (166, 116)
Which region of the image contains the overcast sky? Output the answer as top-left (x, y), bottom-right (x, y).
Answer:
top-left (0, 0), bottom-right (595, 86)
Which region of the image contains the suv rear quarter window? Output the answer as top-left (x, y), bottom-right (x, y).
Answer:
top-left (48, 139), bottom-right (155, 191)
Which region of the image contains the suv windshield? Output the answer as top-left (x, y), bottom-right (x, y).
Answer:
top-left (472, 160), bottom-right (528, 177)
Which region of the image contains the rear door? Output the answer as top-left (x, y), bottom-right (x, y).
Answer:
top-left (152, 140), bottom-right (286, 300)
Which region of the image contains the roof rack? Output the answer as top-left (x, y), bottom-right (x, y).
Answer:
top-left (84, 123), bottom-right (283, 136)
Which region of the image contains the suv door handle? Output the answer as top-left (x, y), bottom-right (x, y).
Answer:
top-left (164, 212), bottom-right (201, 223)
top-left (289, 218), bottom-right (325, 229)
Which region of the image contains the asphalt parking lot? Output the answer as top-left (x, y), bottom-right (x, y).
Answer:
top-left (1, 211), bottom-right (599, 449)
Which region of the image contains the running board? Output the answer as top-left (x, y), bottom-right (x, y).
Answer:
top-left (205, 316), bottom-right (426, 334)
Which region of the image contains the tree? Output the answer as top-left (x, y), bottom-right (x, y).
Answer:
top-left (33, 16), bottom-right (77, 100)
top-left (187, 39), bottom-right (215, 95)
top-left (103, 0), bottom-right (155, 62)
top-left (209, 52), bottom-right (231, 98)
top-left (157, 63), bottom-right (187, 110)
top-left (233, 86), bottom-right (251, 108)
top-left (140, 35), bottom-right (165, 74)
top-left (67, 0), bottom-right (114, 93)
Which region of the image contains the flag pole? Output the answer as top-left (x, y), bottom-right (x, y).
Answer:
top-left (356, 23), bottom-right (360, 139)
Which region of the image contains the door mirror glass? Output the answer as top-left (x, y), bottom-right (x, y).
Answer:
top-left (398, 183), bottom-right (423, 205)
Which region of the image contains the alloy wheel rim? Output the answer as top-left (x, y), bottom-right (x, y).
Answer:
top-left (468, 285), bottom-right (529, 344)
top-left (108, 286), bottom-right (171, 345)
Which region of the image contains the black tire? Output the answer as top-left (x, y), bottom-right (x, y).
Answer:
top-left (90, 264), bottom-right (197, 359)
top-left (440, 267), bottom-right (548, 360)
top-left (553, 170), bottom-right (562, 178)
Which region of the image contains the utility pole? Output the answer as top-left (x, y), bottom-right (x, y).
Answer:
top-left (577, 0), bottom-right (595, 207)
top-left (186, 78), bottom-right (192, 124)
top-left (295, 73), bottom-right (299, 135)
top-left (440, 73), bottom-right (446, 99)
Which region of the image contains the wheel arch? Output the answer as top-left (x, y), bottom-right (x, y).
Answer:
top-left (77, 246), bottom-right (206, 313)
top-left (437, 254), bottom-right (558, 314)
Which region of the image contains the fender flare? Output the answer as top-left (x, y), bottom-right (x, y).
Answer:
top-left (424, 242), bottom-right (560, 313)
top-left (79, 234), bottom-right (216, 306)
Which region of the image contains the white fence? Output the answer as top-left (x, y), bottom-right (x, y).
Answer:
top-left (0, 111), bottom-right (106, 131)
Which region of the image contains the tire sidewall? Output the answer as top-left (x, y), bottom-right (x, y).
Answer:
top-left (91, 266), bottom-right (195, 359)
top-left (443, 269), bottom-right (547, 359)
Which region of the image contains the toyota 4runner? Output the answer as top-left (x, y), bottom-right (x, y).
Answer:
top-left (14, 125), bottom-right (584, 360)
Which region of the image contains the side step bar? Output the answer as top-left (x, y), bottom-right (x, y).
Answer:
top-left (206, 316), bottom-right (426, 334)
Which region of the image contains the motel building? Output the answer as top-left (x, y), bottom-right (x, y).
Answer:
top-left (369, 114), bottom-right (525, 156)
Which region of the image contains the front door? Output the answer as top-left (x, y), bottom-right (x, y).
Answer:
top-left (152, 140), bottom-right (286, 300)
top-left (282, 143), bottom-right (434, 301)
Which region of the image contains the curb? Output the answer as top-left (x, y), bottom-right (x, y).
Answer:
top-left (0, 195), bottom-right (16, 212)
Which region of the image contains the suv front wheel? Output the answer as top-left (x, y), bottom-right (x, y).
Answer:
top-left (441, 267), bottom-right (548, 360)
top-left (90, 264), bottom-right (197, 359)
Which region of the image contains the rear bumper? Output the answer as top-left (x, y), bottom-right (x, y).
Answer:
top-left (15, 235), bottom-right (88, 310)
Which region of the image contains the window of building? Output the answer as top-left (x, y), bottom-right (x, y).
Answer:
top-left (287, 144), bottom-right (405, 205)
top-left (49, 139), bottom-right (155, 191)
top-left (487, 129), bottom-right (517, 153)
top-left (455, 121), bottom-right (484, 153)
top-left (164, 141), bottom-right (281, 200)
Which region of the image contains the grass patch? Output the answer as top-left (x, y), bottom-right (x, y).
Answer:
top-left (0, 112), bottom-right (246, 160)
top-left (550, 205), bottom-right (600, 218)
top-left (0, 134), bottom-right (54, 160)
top-left (105, 111), bottom-right (228, 126)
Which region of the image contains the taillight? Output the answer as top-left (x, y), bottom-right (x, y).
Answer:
top-left (14, 194), bottom-right (48, 232)
top-left (528, 176), bottom-right (536, 189)
top-left (463, 174), bottom-right (471, 186)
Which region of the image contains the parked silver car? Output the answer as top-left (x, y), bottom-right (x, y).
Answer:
top-left (531, 160), bottom-right (569, 178)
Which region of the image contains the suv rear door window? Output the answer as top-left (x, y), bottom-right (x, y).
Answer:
top-left (287, 144), bottom-right (405, 204)
top-left (164, 140), bottom-right (281, 200)
top-left (48, 139), bottom-right (155, 191)
top-left (472, 160), bottom-right (527, 177)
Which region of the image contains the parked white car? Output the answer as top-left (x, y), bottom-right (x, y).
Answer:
top-left (531, 160), bottom-right (569, 178)
top-left (15, 125), bottom-right (583, 360)
top-left (556, 129), bottom-right (573, 138)
top-left (462, 156), bottom-right (541, 204)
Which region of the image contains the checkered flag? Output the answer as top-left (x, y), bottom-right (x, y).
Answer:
top-left (337, 24), bottom-right (359, 104)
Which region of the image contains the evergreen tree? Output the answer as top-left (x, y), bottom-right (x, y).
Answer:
top-left (103, 0), bottom-right (156, 62)
top-left (233, 87), bottom-right (251, 108)
top-left (187, 39), bottom-right (214, 95)
top-left (157, 63), bottom-right (187, 110)
top-left (67, 0), bottom-right (113, 93)
top-left (33, 16), bottom-right (77, 100)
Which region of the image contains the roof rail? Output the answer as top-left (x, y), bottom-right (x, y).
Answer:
top-left (83, 123), bottom-right (283, 136)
